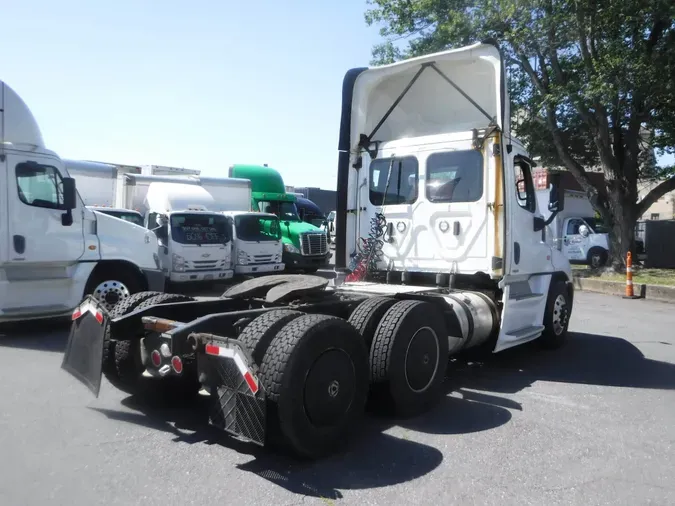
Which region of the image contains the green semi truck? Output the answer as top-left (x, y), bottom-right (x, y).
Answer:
top-left (228, 164), bottom-right (330, 273)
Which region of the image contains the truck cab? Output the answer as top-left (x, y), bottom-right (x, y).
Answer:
top-left (0, 80), bottom-right (164, 320)
top-left (336, 41), bottom-right (573, 352)
top-left (143, 183), bottom-right (234, 284)
top-left (229, 164), bottom-right (330, 273)
top-left (222, 211), bottom-right (284, 275)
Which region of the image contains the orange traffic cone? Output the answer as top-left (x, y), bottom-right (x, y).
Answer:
top-left (623, 251), bottom-right (641, 299)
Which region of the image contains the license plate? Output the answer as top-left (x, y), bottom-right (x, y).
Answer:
top-left (204, 274), bottom-right (214, 280)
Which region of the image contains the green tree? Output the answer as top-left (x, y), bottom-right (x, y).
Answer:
top-left (365, 0), bottom-right (675, 268)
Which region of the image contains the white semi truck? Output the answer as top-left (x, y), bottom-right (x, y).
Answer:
top-left (64, 42), bottom-right (575, 461)
top-left (0, 80), bottom-right (165, 321)
top-left (535, 188), bottom-right (610, 268)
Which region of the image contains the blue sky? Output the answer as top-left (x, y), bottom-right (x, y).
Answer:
top-left (2, 0), bottom-right (382, 190)
top-left (2, 1), bottom-right (672, 192)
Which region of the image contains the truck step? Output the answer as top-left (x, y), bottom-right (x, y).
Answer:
top-left (504, 325), bottom-right (545, 342)
top-left (510, 292), bottom-right (545, 302)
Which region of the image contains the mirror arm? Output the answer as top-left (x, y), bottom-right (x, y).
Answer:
top-left (543, 209), bottom-right (559, 227)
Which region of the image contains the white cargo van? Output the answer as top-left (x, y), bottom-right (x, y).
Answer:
top-left (0, 80), bottom-right (165, 320)
top-left (222, 211), bottom-right (284, 275)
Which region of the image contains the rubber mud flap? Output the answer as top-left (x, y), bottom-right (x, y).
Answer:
top-left (61, 297), bottom-right (108, 398)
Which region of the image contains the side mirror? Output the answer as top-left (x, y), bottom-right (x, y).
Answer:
top-left (62, 177), bottom-right (77, 210)
top-left (61, 177), bottom-right (77, 226)
top-left (548, 173), bottom-right (564, 213)
top-left (578, 224), bottom-right (590, 237)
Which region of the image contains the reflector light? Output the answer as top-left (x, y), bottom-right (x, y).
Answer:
top-left (171, 356), bottom-right (183, 374)
top-left (204, 344), bottom-right (259, 394)
top-left (71, 302), bottom-right (104, 325)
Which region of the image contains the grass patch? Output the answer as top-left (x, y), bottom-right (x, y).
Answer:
top-left (573, 265), bottom-right (675, 287)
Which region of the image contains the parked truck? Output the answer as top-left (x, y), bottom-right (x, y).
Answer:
top-left (63, 41), bottom-right (574, 461)
top-left (0, 80), bottom-right (165, 321)
top-left (228, 164), bottom-right (331, 273)
top-left (142, 182), bottom-right (235, 285)
top-left (222, 211), bottom-right (285, 275)
top-left (535, 188), bottom-right (610, 268)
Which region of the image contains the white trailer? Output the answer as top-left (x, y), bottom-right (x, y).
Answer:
top-left (536, 188), bottom-right (610, 267)
top-left (0, 81), bottom-right (165, 321)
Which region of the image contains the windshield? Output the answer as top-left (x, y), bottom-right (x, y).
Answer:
top-left (100, 210), bottom-right (144, 227)
top-left (257, 200), bottom-right (300, 221)
top-left (169, 213), bottom-right (230, 245)
top-left (235, 215), bottom-right (281, 242)
top-left (582, 217), bottom-right (610, 234)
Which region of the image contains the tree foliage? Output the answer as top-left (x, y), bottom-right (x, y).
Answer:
top-left (365, 0), bottom-right (675, 266)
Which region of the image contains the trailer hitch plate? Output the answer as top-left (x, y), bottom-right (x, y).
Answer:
top-left (61, 296), bottom-right (107, 397)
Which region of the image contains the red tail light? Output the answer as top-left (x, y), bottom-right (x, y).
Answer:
top-left (171, 356), bottom-right (183, 374)
top-left (150, 350), bottom-right (162, 367)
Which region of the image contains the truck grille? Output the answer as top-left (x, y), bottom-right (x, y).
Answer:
top-left (187, 259), bottom-right (226, 272)
top-left (300, 233), bottom-right (327, 256)
top-left (251, 254), bottom-right (274, 264)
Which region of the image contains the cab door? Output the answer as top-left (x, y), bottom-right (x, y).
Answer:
top-left (495, 151), bottom-right (553, 352)
top-left (2, 154), bottom-right (85, 318)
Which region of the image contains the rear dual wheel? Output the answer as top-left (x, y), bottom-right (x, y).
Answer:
top-left (350, 297), bottom-right (449, 418)
top-left (240, 311), bottom-right (370, 459)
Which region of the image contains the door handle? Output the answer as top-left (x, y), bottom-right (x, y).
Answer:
top-left (13, 235), bottom-right (26, 254)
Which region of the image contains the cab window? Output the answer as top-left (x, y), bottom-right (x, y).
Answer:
top-left (513, 157), bottom-right (536, 213)
top-left (369, 156), bottom-right (418, 206)
top-left (16, 163), bottom-right (65, 209)
top-left (566, 218), bottom-right (585, 235)
top-left (426, 150), bottom-right (483, 203)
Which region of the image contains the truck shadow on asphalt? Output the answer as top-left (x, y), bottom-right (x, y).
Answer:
top-left (90, 387), bottom-right (511, 500)
top-left (87, 330), bottom-right (675, 500)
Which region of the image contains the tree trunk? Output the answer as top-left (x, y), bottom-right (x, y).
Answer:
top-left (606, 188), bottom-right (638, 271)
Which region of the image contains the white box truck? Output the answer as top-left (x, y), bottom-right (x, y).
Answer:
top-left (0, 80), bottom-right (165, 321)
top-left (128, 179), bottom-right (235, 284)
top-left (535, 188), bottom-right (610, 268)
top-left (64, 159), bottom-right (145, 226)
top-left (222, 211), bottom-right (284, 275)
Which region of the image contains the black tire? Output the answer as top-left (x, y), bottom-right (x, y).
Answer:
top-left (369, 300), bottom-right (449, 418)
top-left (84, 266), bottom-right (144, 313)
top-left (539, 280), bottom-right (572, 349)
top-left (587, 248), bottom-right (608, 269)
top-left (102, 291), bottom-right (162, 377)
top-left (347, 297), bottom-right (397, 350)
top-left (259, 314), bottom-right (369, 459)
top-left (113, 293), bottom-right (194, 390)
top-left (238, 310), bottom-right (304, 365)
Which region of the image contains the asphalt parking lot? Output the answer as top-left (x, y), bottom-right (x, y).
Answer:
top-left (1, 289), bottom-right (674, 506)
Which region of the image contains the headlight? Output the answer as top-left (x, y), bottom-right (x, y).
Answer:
top-left (283, 243), bottom-right (300, 254)
top-left (238, 250), bottom-right (248, 265)
top-left (172, 253), bottom-right (186, 272)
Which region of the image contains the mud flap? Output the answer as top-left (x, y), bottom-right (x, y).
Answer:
top-left (61, 296), bottom-right (108, 397)
top-left (198, 339), bottom-right (267, 446)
